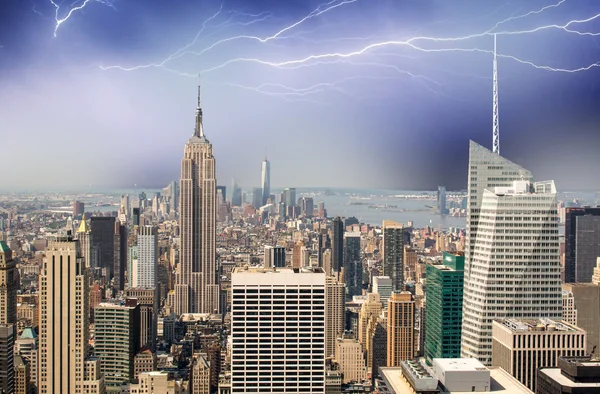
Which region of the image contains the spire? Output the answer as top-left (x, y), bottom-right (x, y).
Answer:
top-left (194, 81), bottom-right (204, 138)
top-left (492, 33), bottom-right (500, 155)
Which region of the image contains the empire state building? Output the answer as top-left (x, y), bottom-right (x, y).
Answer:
top-left (174, 86), bottom-right (219, 314)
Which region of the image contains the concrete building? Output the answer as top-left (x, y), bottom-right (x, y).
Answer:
top-left (0, 241), bottom-right (17, 325)
top-left (175, 86), bottom-right (219, 315)
top-left (326, 276), bottom-right (346, 358)
top-left (130, 371), bottom-right (188, 394)
top-left (387, 291), bottom-right (415, 366)
top-left (593, 257), bottom-right (600, 284)
top-left (562, 282), bottom-right (600, 353)
top-left (336, 336), bottom-right (368, 384)
top-left (15, 327), bottom-right (38, 391)
top-left (462, 145), bottom-right (562, 365)
top-left (263, 245), bottom-right (285, 268)
top-left (94, 301), bottom-right (141, 387)
top-left (0, 324), bottom-right (14, 394)
top-left (344, 232), bottom-right (362, 300)
top-left (231, 266), bottom-right (326, 393)
top-left (136, 226), bottom-right (158, 289)
top-left (39, 235), bottom-right (105, 393)
top-left (491, 319), bottom-right (586, 391)
top-left (134, 347), bottom-right (157, 381)
top-left (425, 252), bottom-right (464, 364)
top-left (191, 353), bottom-right (211, 394)
top-left (537, 356), bottom-right (600, 394)
top-left (372, 276), bottom-right (392, 307)
top-left (369, 318), bottom-right (387, 383)
top-left (126, 287), bottom-right (158, 351)
top-left (562, 290), bottom-right (577, 326)
top-left (564, 207), bottom-right (600, 283)
top-left (331, 217), bottom-right (344, 274)
top-left (358, 293), bottom-right (382, 351)
top-left (382, 221), bottom-right (404, 291)
top-left (14, 354), bottom-right (31, 394)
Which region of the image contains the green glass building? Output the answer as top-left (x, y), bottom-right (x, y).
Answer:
top-left (425, 251), bottom-right (464, 365)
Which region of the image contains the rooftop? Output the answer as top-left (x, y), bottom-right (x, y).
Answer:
top-left (434, 358), bottom-right (488, 372)
top-left (232, 266), bottom-right (325, 274)
top-left (539, 368), bottom-right (600, 388)
top-left (495, 318), bottom-right (582, 333)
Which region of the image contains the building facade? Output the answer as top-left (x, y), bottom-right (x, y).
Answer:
top-left (344, 232), bottom-right (362, 300)
top-left (564, 207), bottom-right (600, 283)
top-left (387, 291), bottom-right (415, 366)
top-left (261, 158), bottom-right (270, 206)
top-left (137, 226), bottom-right (158, 289)
top-left (0, 241), bottom-right (17, 325)
top-left (326, 276), bottom-right (346, 358)
top-left (382, 221), bottom-right (404, 292)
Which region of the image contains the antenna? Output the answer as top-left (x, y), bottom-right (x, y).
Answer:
top-left (493, 34), bottom-right (500, 155)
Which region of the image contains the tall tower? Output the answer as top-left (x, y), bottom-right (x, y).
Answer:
top-left (39, 235), bottom-right (105, 393)
top-left (325, 276), bottom-right (345, 358)
top-left (175, 85), bottom-right (219, 315)
top-left (461, 142), bottom-right (562, 365)
top-left (387, 291), bottom-right (415, 365)
top-left (261, 157), bottom-right (270, 206)
top-left (0, 241), bottom-right (17, 325)
top-left (137, 226), bottom-right (157, 289)
top-left (493, 33), bottom-right (500, 155)
top-left (331, 217), bottom-right (344, 275)
top-left (382, 220), bottom-right (404, 291)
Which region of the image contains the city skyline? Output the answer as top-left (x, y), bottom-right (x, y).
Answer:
top-left (2, 1), bottom-right (600, 191)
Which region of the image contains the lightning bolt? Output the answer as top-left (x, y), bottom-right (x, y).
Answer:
top-left (100, 0), bottom-right (600, 100)
top-left (51, 0), bottom-right (115, 37)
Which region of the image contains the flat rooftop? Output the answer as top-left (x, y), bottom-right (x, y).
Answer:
top-left (434, 358), bottom-right (488, 372)
top-left (539, 368), bottom-right (600, 388)
top-left (495, 318), bottom-right (582, 333)
top-left (232, 266), bottom-right (325, 274)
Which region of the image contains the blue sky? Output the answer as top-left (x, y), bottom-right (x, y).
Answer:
top-left (1, 0), bottom-right (600, 191)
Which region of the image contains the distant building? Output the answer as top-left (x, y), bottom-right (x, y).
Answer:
top-left (344, 232), bottom-right (362, 300)
top-left (73, 200), bottom-right (85, 217)
top-left (562, 290), bottom-right (577, 326)
top-left (326, 276), bottom-right (345, 358)
top-left (252, 187), bottom-right (263, 209)
top-left (382, 221), bottom-right (404, 292)
top-left (537, 356), bottom-right (600, 394)
top-left (231, 179), bottom-right (242, 207)
top-left (261, 158), bottom-right (270, 206)
top-left (331, 217), bottom-right (344, 275)
top-left (283, 188), bottom-right (296, 209)
top-left (564, 207), bottom-right (600, 283)
top-left (437, 186), bottom-right (447, 215)
top-left (90, 216), bottom-right (116, 278)
top-left (134, 347), bottom-right (156, 381)
top-left (216, 185), bottom-right (227, 202)
top-left (372, 276), bottom-right (392, 307)
top-left (387, 291), bottom-right (415, 366)
top-left (0, 241), bottom-right (17, 325)
top-left (425, 252), bottom-right (464, 364)
top-left (136, 226), bottom-right (158, 289)
top-left (492, 319), bottom-right (586, 391)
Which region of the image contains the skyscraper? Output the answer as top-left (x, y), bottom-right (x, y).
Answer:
top-left (564, 207), bottom-right (600, 283)
top-left (425, 251), bottom-right (464, 364)
top-left (137, 226), bottom-right (157, 289)
top-left (90, 216), bottom-right (115, 277)
top-left (344, 232), bottom-right (362, 300)
top-left (283, 188), bottom-right (296, 209)
top-left (231, 266), bottom-right (326, 393)
top-left (325, 276), bottom-right (345, 358)
top-left (461, 141), bottom-right (562, 365)
top-left (0, 241), bottom-right (17, 325)
top-left (114, 220), bottom-right (127, 291)
top-left (437, 186), bottom-right (447, 215)
top-left (331, 217), bottom-right (344, 274)
top-left (231, 179), bottom-right (242, 207)
top-left (39, 235), bottom-right (105, 393)
top-left (261, 158), bottom-right (270, 206)
top-left (0, 324), bottom-right (14, 394)
top-left (252, 187), bottom-right (263, 209)
top-left (175, 86), bottom-right (219, 315)
top-left (387, 291), bottom-right (415, 366)
top-left (382, 220), bottom-right (404, 291)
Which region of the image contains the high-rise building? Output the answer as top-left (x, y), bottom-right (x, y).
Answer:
top-left (15, 327), bottom-right (38, 391)
top-left (114, 220), bottom-right (127, 290)
top-left (261, 158), bottom-right (270, 206)
top-left (14, 354), bottom-right (31, 394)
top-left (132, 208), bottom-right (141, 227)
top-left (0, 324), bottom-right (14, 394)
top-left (564, 207), bottom-right (600, 283)
top-left (90, 216), bottom-right (116, 277)
top-left (335, 335), bottom-right (368, 384)
top-left (425, 251), bottom-right (464, 364)
top-left (344, 232), bottom-right (362, 300)
top-left (134, 348), bottom-right (157, 381)
top-left (317, 229), bottom-right (330, 268)
top-left (372, 276), bottom-right (393, 307)
top-left (326, 276), bottom-right (346, 358)
top-left (136, 226), bottom-right (157, 289)
top-left (382, 220), bottom-right (404, 291)
top-left (369, 319), bottom-right (387, 384)
top-left (300, 197), bottom-right (314, 217)
top-left (129, 371), bottom-right (188, 394)
top-left (77, 217), bottom-right (91, 269)
top-left (461, 141), bottom-right (561, 365)
top-left (537, 356), bottom-right (600, 394)
top-left (437, 186), bottom-right (447, 215)
top-left (39, 235), bottom-right (105, 393)
top-left (0, 241), bottom-right (17, 325)
top-left (264, 245), bottom-right (286, 268)
top-left (562, 289), bottom-right (577, 326)
top-left (94, 301), bottom-right (141, 387)
top-left (358, 293), bottom-right (382, 351)
top-left (231, 266), bottom-right (326, 393)
top-left (561, 282), bottom-right (600, 352)
top-left (283, 188), bottom-right (296, 209)
top-left (216, 185), bottom-right (227, 203)
top-left (126, 288), bottom-right (158, 351)
top-left (492, 319), bottom-right (586, 391)
top-left (175, 86), bottom-right (219, 315)
top-left (331, 217), bottom-right (344, 275)
top-left (73, 200), bottom-right (85, 217)
top-left (231, 178), bottom-right (242, 207)
top-left (191, 353), bottom-right (211, 394)
top-left (387, 291), bottom-right (415, 366)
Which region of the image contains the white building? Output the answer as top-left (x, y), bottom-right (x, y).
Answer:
top-left (231, 266), bottom-right (326, 393)
top-left (372, 276), bottom-right (392, 307)
top-left (562, 290), bottom-right (577, 326)
top-left (462, 141), bottom-right (562, 365)
top-left (335, 336), bottom-right (368, 384)
top-left (136, 226), bottom-right (157, 289)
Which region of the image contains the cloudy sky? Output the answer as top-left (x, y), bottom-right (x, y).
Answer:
top-left (1, 0), bottom-right (600, 192)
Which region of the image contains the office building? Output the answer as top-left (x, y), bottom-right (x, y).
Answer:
top-left (437, 186), bottom-right (447, 215)
top-left (130, 371), bottom-right (188, 394)
top-left (387, 291), bottom-right (415, 366)
top-left (369, 318), bottom-right (387, 383)
top-left (564, 207), bottom-right (600, 283)
top-left (372, 276), bottom-right (392, 307)
top-left (126, 288), bottom-right (158, 350)
top-left (0, 324), bottom-right (14, 394)
top-left (537, 356), bottom-right (600, 394)
top-left (264, 245), bottom-right (286, 268)
top-left (331, 217), bottom-right (344, 275)
top-left (358, 293), bottom-right (382, 351)
top-left (300, 197), bottom-right (314, 217)
top-left (90, 216), bottom-right (116, 276)
top-left (562, 290), bottom-right (577, 325)
top-left (261, 158), bottom-right (270, 206)
top-left (216, 185), bottom-right (227, 203)
top-left (132, 208), bottom-right (141, 227)
top-left (114, 220), bottom-right (127, 290)
top-left (134, 347), bottom-right (156, 381)
top-left (593, 257), bottom-right (600, 284)
top-left (128, 245), bottom-right (139, 289)
top-left (252, 187), bottom-right (263, 209)
top-left (336, 335), bottom-right (368, 384)
top-left (0, 241), bottom-right (17, 325)
top-left (492, 319), bottom-right (586, 392)
top-left (561, 282), bottom-right (600, 354)
top-left (326, 276), bottom-right (346, 358)
top-left (39, 235), bottom-right (105, 393)
top-left (175, 86), bottom-right (219, 315)
top-left (462, 141), bottom-right (562, 365)
top-left (77, 217), bottom-right (91, 270)
top-left (94, 301), bottom-right (141, 387)
top-left (15, 327), bottom-right (38, 391)
top-left (231, 266), bottom-right (326, 393)
top-left (14, 354), bottom-right (31, 394)
top-left (425, 252), bottom-right (464, 364)
top-left (73, 200), bottom-right (85, 217)
top-left (382, 221), bottom-right (404, 291)
top-left (136, 226), bottom-right (158, 289)
top-left (344, 232), bottom-right (362, 300)
top-left (318, 229), bottom-right (330, 268)
top-left (231, 179), bottom-right (242, 207)
top-left (191, 353), bottom-right (211, 394)
top-left (283, 188), bottom-right (296, 209)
